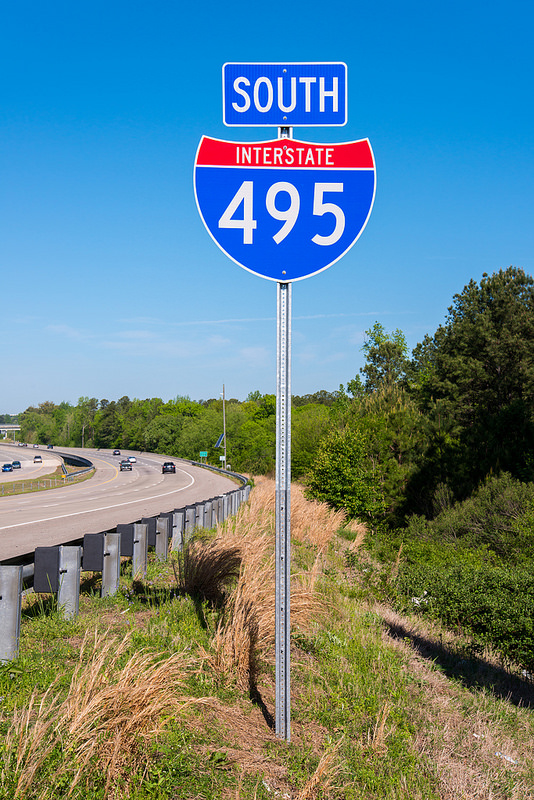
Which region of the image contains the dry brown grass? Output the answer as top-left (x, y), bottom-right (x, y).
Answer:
top-left (377, 605), bottom-right (534, 800)
top-left (3, 631), bottom-right (217, 799)
top-left (204, 479), bottom-right (338, 690)
top-left (290, 483), bottom-right (346, 550)
top-left (293, 739), bottom-right (343, 800)
top-left (171, 534), bottom-right (241, 604)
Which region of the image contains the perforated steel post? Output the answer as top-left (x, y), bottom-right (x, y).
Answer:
top-left (275, 280), bottom-right (292, 740)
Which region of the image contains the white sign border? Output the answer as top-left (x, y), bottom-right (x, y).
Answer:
top-left (222, 61), bottom-right (348, 128)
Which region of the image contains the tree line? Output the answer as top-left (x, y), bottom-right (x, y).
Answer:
top-left (17, 386), bottom-right (340, 476)
top-left (16, 266), bottom-right (534, 521)
top-left (13, 266), bottom-right (534, 666)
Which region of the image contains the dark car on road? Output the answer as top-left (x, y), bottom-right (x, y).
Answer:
top-left (162, 462), bottom-right (176, 474)
top-left (113, 449), bottom-right (121, 456)
top-left (2, 463), bottom-right (13, 472)
top-left (119, 460), bottom-right (132, 471)
top-left (12, 460), bottom-right (21, 469)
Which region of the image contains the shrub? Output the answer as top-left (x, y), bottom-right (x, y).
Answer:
top-left (405, 472), bottom-right (534, 560)
top-left (306, 427), bottom-right (385, 520)
top-left (396, 553), bottom-right (534, 668)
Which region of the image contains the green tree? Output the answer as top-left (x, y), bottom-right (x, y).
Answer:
top-left (291, 404), bottom-right (331, 479)
top-left (359, 322), bottom-right (409, 392)
top-left (94, 400), bottom-right (121, 448)
top-left (306, 426), bottom-right (385, 520)
top-left (413, 267), bottom-right (534, 494)
top-left (76, 397), bottom-right (99, 447)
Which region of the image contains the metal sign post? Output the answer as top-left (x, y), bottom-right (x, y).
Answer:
top-left (275, 279), bottom-right (292, 739)
top-left (194, 61), bottom-right (375, 743)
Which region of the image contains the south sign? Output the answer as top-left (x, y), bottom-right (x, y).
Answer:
top-left (194, 136), bottom-right (376, 282)
top-left (223, 62), bottom-right (347, 127)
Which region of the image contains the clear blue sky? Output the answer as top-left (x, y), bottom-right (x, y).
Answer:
top-left (2, 1), bottom-right (533, 412)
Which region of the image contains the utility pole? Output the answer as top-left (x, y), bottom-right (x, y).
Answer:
top-left (222, 384), bottom-right (227, 468)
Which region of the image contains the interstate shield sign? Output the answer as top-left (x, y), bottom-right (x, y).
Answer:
top-left (194, 136), bottom-right (376, 282)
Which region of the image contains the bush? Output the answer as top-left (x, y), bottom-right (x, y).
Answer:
top-left (306, 427), bottom-right (385, 520)
top-left (397, 557), bottom-right (534, 668)
top-left (406, 472), bottom-right (534, 560)
top-left (386, 474), bottom-right (534, 669)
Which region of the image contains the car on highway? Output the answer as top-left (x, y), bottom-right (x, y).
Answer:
top-left (12, 460), bottom-right (21, 469)
top-left (113, 449), bottom-right (121, 456)
top-left (2, 463), bottom-right (13, 472)
top-left (119, 459), bottom-right (132, 471)
top-left (162, 462), bottom-right (176, 474)
top-left (33, 455), bottom-right (42, 463)
top-left (33, 444), bottom-right (39, 448)
top-left (128, 456), bottom-right (137, 463)
top-left (47, 444), bottom-right (54, 449)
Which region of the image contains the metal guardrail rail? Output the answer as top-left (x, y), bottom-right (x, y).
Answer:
top-left (0, 465), bottom-right (251, 663)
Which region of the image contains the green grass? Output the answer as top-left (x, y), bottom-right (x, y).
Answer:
top-left (0, 467), bottom-right (95, 496)
top-left (1, 519), bottom-right (533, 799)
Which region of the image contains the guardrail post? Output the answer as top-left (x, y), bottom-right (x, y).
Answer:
top-left (184, 507), bottom-right (196, 541)
top-left (0, 566), bottom-right (23, 663)
top-left (141, 517), bottom-right (157, 548)
top-left (196, 503), bottom-right (205, 529)
top-left (171, 511), bottom-right (184, 552)
top-left (204, 500), bottom-right (213, 528)
top-left (132, 523), bottom-right (148, 578)
top-left (245, 484), bottom-right (251, 501)
top-left (222, 495), bottom-right (229, 521)
top-left (211, 499), bottom-right (218, 527)
top-left (57, 546), bottom-right (81, 619)
top-left (155, 517), bottom-right (170, 561)
top-left (102, 533), bottom-right (120, 597)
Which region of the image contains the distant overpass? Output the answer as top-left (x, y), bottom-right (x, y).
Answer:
top-left (1, 423), bottom-right (21, 439)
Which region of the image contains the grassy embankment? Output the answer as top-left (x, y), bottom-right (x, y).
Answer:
top-left (0, 478), bottom-right (533, 799)
top-left (0, 464), bottom-right (94, 496)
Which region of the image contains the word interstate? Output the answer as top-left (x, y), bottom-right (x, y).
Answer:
top-left (236, 143), bottom-right (335, 166)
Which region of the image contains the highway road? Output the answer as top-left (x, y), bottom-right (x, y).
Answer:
top-left (0, 444), bottom-right (238, 561)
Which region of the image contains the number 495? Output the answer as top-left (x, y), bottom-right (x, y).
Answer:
top-left (218, 181), bottom-right (345, 246)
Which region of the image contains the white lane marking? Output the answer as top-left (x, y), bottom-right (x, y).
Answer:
top-left (0, 469), bottom-right (195, 531)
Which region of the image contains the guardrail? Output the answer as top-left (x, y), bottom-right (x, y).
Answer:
top-left (0, 479), bottom-right (251, 663)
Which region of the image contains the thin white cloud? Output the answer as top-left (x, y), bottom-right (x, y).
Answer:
top-left (117, 310), bottom-right (410, 328)
top-left (116, 330), bottom-right (157, 340)
top-left (45, 324), bottom-right (93, 340)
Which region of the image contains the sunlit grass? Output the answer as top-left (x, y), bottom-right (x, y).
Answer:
top-left (0, 479), bottom-right (533, 799)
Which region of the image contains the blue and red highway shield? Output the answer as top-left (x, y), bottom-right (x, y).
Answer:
top-left (194, 136), bottom-right (376, 282)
